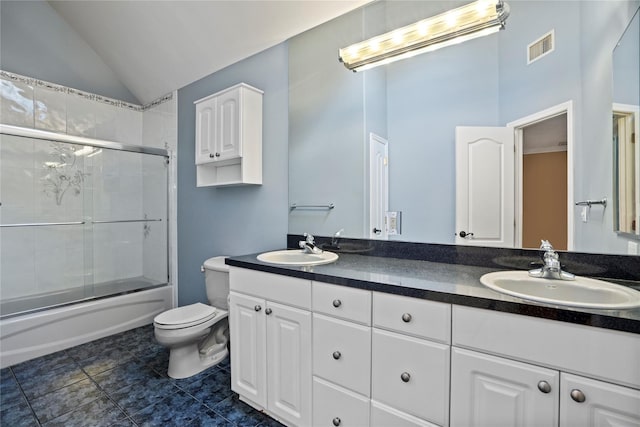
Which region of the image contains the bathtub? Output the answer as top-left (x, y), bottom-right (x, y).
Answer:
top-left (0, 285), bottom-right (172, 368)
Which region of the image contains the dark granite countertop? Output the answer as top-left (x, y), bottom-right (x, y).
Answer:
top-left (226, 251), bottom-right (640, 335)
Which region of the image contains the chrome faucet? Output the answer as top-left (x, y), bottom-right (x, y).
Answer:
top-left (331, 229), bottom-right (344, 248)
top-left (299, 233), bottom-right (323, 254)
top-left (528, 240), bottom-right (575, 280)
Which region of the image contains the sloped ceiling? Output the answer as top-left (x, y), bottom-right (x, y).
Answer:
top-left (49, 0), bottom-right (370, 105)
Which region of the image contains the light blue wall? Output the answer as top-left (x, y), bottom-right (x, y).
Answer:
top-left (0, 0), bottom-right (139, 104)
top-left (177, 44), bottom-right (289, 305)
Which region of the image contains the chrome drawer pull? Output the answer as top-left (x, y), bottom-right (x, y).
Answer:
top-left (401, 372), bottom-right (411, 382)
top-left (332, 417), bottom-right (341, 426)
top-left (265, 308), bottom-right (272, 315)
top-left (570, 389), bottom-right (586, 403)
top-left (332, 299), bottom-right (342, 308)
top-left (254, 305), bottom-right (262, 312)
top-left (537, 381), bottom-right (552, 394)
top-left (332, 351), bottom-right (342, 360)
top-left (401, 313), bottom-right (412, 323)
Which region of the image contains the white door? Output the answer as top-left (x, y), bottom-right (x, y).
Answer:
top-left (216, 88), bottom-right (241, 161)
top-left (560, 373), bottom-right (640, 426)
top-left (266, 301), bottom-right (312, 427)
top-left (229, 292), bottom-right (267, 408)
top-left (455, 126), bottom-right (515, 247)
top-left (370, 133), bottom-right (389, 239)
top-left (450, 347), bottom-right (559, 427)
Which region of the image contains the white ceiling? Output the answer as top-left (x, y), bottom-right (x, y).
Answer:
top-left (49, 0), bottom-right (370, 105)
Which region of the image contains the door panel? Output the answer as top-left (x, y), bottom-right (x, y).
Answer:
top-left (369, 133), bottom-right (389, 240)
top-left (455, 126), bottom-right (514, 247)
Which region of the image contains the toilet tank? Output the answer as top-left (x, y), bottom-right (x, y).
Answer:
top-left (203, 256), bottom-right (230, 309)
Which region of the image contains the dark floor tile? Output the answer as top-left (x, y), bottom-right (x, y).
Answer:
top-left (142, 348), bottom-right (171, 376)
top-left (108, 418), bottom-right (137, 427)
top-left (92, 358), bottom-right (159, 394)
top-left (129, 389), bottom-right (207, 427)
top-left (1, 398), bottom-right (40, 427)
top-left (66, 336), bottom-right (120, 361)
top-left (109, 373), bottom-right (179, 416)
top-left (29, 377), bottom-right (104, 423)
top-left (80, 347), bottom-right (135, 377)
top-left (11, 350), bottom-right (76, 379)
top-left (0, 370), bottom-right (24, 410)
top-left (257, 417), bottom-right (287, 427)
top-left (177, 368), bottom-right (233, 410)
top-left (42, 395), bottom-right (128, 427)
top-left (19, 362), bottom-right (88, 400)
top-left (213, 395), bottom-right (273, 427)
top-left (187, 407), bottom-right (236, 427)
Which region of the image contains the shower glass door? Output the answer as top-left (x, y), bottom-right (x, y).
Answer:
top-left (0, 130), bottom-right (169, 317)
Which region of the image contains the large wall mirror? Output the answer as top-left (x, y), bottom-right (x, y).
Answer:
top-left (289, 0), bottom-right (640, 255)
top-left (612, 9), bottom-right (640, 240)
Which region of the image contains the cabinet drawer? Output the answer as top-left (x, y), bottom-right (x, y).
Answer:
top-left (313, 282), bottom-right (371, 325)
top-left (313, 314), bottom-right (371, 396)
top-left (452, 305), bottom-right (640, 389)
top-left (370, 401), bottom-right (440, 427)
top-left (313, 377), bottom-right (369, 427)
top-left (371, 329), bottom-right (449, 426)
top-left (373, 292), bottom-right (450, 343)
top-left (229, 267), bottom-right (311, 309)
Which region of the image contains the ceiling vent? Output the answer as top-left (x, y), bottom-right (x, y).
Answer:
top-left (528, 30), bottom-right (555, 64)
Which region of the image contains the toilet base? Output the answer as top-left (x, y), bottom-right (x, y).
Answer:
top-left (167, 343), bottom-right (228, 379)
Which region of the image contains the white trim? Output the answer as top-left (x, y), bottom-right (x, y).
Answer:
top-left (508, 100), bottom-right (574, 250)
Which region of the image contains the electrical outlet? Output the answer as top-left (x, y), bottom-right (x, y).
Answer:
top-left (628, 241), bottom-right (639, 255)
top-left (385, 211), bottom-right (402, 235)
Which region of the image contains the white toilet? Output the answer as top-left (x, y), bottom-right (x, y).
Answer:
top-left (154, 256), bottom-right (230, 379)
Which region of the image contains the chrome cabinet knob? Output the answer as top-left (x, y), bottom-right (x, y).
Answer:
top-left (254, 305), bottom-right (261, 312)
top-left (401, 313), bottom-right (412, 323)
top-left (570, 389), bottom-right (586, 403)
top-left (209, 153), bottom-right (215, 158)
top-left (332, 299), bottom-right (342, 308)
top-left (400, 372), bottom-right (411, 382)
top-left (215, 152), bottom-right (221, 157)
top-left (537, 381), bottom-right (552, 394)
top-left (458, 231), bottom-right (474, 238)
top-left (332, 417), bottom-right (341, 426)
top-left (332, 351), bottom-right (341, 360)
top-left (265, 308), bottom-right (272, 315)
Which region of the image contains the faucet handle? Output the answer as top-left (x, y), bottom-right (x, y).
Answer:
top-left (303, 232), bottom-right (315, 243)
top-left (540, 240), bottom-right (554, 251)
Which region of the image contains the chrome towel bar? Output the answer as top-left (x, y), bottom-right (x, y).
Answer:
top-left (290, 203), bottom-right (335, 210)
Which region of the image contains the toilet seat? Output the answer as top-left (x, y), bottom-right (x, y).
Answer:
top-left (154, 303), bottom-right (217, 330)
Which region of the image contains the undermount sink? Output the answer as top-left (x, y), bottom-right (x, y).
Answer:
top-left (480, 270), bottom-right (640, 309)
top-left (257, 249), bottom-right (338, 266)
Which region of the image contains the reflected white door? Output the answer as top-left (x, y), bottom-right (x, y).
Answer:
top-left (455, 127), bottom-right (515, 247)
top-left (370, 134), bottom-right (389, 240)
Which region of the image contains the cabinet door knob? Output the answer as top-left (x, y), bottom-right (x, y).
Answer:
top-left (401, 313), bottom-right (412, 323)
top-left (332, 351), bottom-right (341, 360)
top-left (537, 381), bottom-right (552, 394)
top-left (215, 152), bottom-right (221, 157)
top-left (254, 305), bottom-right (262, 312)
top-left (400, 372), bottom-right (411, 382)
top-left (332, 299), bottom-right (342, 308)
top-left (332, 417), bottom-right (341, 426)
top-left (265, 308), bottom-right (272, 315)
top-left (570, 389), bottom-right (586, 403)
top-left (209, 153), bottom-right (215, 158)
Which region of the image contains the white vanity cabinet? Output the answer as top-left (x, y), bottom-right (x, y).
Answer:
top-left (451, 305), bottom-right (640, 427)
top-left (229, 268), bottom-right (312, 427)
top-left (194, 83), bottom-right (262, 187)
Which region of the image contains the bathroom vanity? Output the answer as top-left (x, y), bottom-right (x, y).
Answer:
top-left (226, 249), bottom-right (640, 427)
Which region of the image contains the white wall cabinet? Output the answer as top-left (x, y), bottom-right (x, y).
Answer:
top-left (229, 269), bottom-right (312, 427)
top-left (194, 83), bottom-right (262, 186)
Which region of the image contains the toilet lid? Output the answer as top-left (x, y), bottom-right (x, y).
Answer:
top-left (154, 303), bottom-right (217, 329)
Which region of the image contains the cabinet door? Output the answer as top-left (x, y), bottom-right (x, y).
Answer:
top-left (229, 292), bottom-right (267, 408)
top-left (266, 301), bottom-right (312, 427)
top-left (371, 401), bottom-right (440, 427)
top-left (216, 88), bottom-right (241, 160)
top-left (560, 373), bottom-right (640, 426)
top-left (195, 99), bottom-right (217, 164)
top-left (451, 347), bottom-right (559, 427)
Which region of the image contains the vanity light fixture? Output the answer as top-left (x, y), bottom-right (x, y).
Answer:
top-left (338, 0), bottom-right (510, 72)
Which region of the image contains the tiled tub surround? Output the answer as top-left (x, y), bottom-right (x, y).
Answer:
top-left (225, 236), bottom-right (640, 334)
top-left (0, 324), bottom-right (283, 427)
top-left (0, 70), bottom-right (177, 151)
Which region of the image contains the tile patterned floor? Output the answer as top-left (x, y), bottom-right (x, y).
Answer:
top-left (0, 325), bottom-right (284, 427)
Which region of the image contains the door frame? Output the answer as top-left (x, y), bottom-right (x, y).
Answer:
top-left (369, 133), bottom-right (389, 240)
top-left (507, 101), bottom-right (574, 250)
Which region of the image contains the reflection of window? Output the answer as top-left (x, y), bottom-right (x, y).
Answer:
top-left (613, 106), bottom-right (639, 237)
